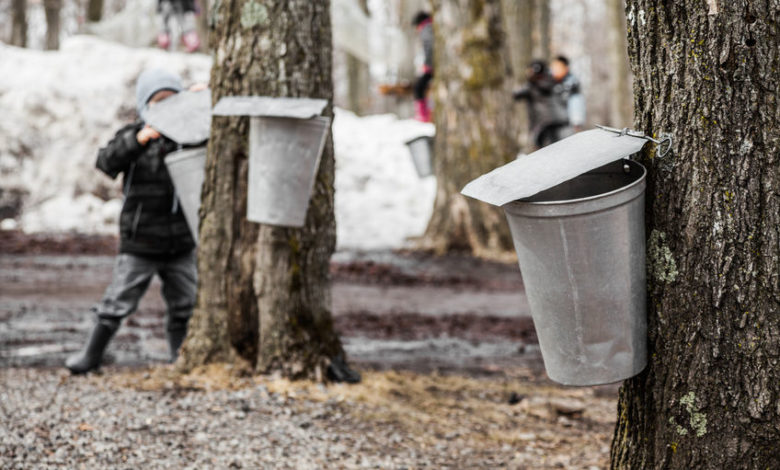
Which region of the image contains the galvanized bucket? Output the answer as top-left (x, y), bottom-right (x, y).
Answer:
top-left (165, 147), bottom-right (206, 243)
top-left (405, 136), bottom-right (434, 178)
top-left (503, 159), bottom-right (647, 386)
top-left (247, 116), bottom-right (331, 227)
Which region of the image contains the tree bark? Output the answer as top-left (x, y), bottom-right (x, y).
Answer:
top-left (86, 0), bottom-right (103, 23)
top-left (606, 0), bottom-right (633, 127)
top-left (43, 0), bottom-right (62, 51)
top-left (10, 0), bottom-right (27, 48)
top-left (424, 0), bottom-right (518, 257)
top-left (611, 1), bottom-right (780, 468)
top-left (177, 0), bottom-right (344, 380)
top-left (500, 0), bottom-right (534, 151)
top-left (345, 0), bottom-right (372, 115)
top-left (532, 0), bottom-right (550, 61)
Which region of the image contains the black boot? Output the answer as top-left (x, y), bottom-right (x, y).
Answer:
top-left (327, 354), bottom-right (361, 384)
top-left (166, 328), bottom-right (187, 362)
top-left (65, 319), bottom-right (119, 374)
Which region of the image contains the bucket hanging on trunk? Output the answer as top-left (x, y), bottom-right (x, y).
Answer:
top-left (462, 128), bottom-right (670, 386)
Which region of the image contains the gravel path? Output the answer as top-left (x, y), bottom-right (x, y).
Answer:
top-left (1, 367), bottom-right (615, 469)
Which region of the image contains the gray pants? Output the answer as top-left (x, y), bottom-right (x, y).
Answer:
top-left (94, 251), bottom-right (197, 332)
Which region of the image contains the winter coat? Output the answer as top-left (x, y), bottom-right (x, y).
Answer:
top-left (551, 73), bottom-right (586, 127)
top-left (514, 76), bottom-right (558, 136)
top-left (419, 20), bottom-right (434, 73)
top-left (96, 122), bottom-right (195, 257)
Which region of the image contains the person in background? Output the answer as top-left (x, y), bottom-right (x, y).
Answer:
top-left (550, 55), bottom-right (586, 134)
top-left (513, 60), bottom-right (559, 149)
top-left (157, 0), bottom-right (200, 52)
top-left (412, 11), bottom-right (434, 122)
top-left (65, 69), bottom-right (201, 374)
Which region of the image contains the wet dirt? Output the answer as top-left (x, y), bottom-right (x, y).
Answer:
top-left (1, 232), bottom-right (542, 377)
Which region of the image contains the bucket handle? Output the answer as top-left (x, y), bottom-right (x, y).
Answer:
top-left (596, 125), bottom-right (673, 159)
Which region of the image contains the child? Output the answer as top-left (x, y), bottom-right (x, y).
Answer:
top-left (412, 11), bottom-right (434, 122)
top-left (66, 69), bottom-right (199, 374)
top-left (157, 0), bottom-right (201, 52)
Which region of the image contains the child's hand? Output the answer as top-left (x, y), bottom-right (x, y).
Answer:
top-left (189, 83), bottom-right (208, 92)
top-left (137, 125), bottom-right (161, 145)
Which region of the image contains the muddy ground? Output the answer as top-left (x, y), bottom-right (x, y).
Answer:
top-left (0, 231), bottom-right (618, 468)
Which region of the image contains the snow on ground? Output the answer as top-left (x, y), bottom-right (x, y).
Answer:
top-left (0, 36), bottom-right (436, 250)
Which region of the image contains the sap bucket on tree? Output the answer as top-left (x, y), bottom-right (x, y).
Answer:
top-left (462, 128), bottom-right (670, 386)
top-left (165, 147), bottom-right (207, 243)
top-left (405, 135), bottom-right (434, 178)
top-left (213, 96), bottom-right (331, 227)
top-left (144, 89), bottom-right (212, 244)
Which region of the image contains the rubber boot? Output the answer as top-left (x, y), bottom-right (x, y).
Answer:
top-left (157, 32), bottom-right (171, 50)
top-left (181, 30), bottom-right (200, 53)
top-left (413, 99), bottom-right (431, 123)
top-left (65, 319), bottom-right (119, 374)
top-left (326, 355), bottom-right (361, 384)
top-left (166, 328), bottom-right (187, 362)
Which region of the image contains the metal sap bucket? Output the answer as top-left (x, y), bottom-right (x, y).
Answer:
top-left (503, 159), bottom-right (647, 386)
top-left (405, 136), bottom-right (434, 178)
top-left (165, 147), bottom-right (206, 243)
top-left (247, 116), bottom-right (330, 227)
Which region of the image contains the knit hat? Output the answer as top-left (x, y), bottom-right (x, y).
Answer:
top-left (135, 68), bottom-right (183, 116)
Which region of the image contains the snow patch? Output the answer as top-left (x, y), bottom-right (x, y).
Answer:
top-left (1, 38), bottom-right (436, 250)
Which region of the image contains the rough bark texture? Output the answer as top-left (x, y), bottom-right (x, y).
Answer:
top-left (611, 1), bottom-right (780, 468)
top-left (43, 0), bottom-right (61, 51)
top-left (86, 0), bottom-right (103, 23)
top-left (606, 0), bottom-right (633, 127)
top-left (10, 0), bottom-right (27, 47)
top-left (424, 0), bottom-right (518, 257)
top-left (178, 0), bottom-right (344, 380)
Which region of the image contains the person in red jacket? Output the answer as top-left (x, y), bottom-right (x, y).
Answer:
top-left (412, 11), bottom-right (434, 122)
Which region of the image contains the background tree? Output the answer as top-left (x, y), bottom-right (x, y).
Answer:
top-left (500, 0), bottom-right (534, 151)
top-left (345, 0), bottom-right (372, 115)
top-left (611, 1), bottom-right (779, 468)
top-left (606, 0), bottom-right (632, 126)
top-left (86, 0), bottom-right (103, 23)
top-left (531, 0), bottom-right (550, 61)
top-left (178, 0), bottom-right (345, 380)
top-left (423, 0), bottom-right (518, 256)
top-left (43, 0), bottom-right (61, 50)
top-left (10, 0), bottom-right (26, 47)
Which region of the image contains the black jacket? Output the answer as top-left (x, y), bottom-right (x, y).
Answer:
top-left (97, 121), bottom-right (195, 256)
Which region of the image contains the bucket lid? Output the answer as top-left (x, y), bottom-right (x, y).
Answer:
top-left (461, 128), bottom-right (649, 207)
top-left (141, 89), bottom-right (211, 145)
top-left (212, 96), bottom-right (328, 119)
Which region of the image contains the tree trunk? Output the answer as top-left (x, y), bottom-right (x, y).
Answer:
top-left (424, 0), bottom-right (518, 257)
top-left (177, 0), bottom-right (344, 380)
top-left (532, 0), bottom-right (550, 61)
top-left (196, 0), bottom-right (209, 52)
top-left (606, 0), bottom-right (633, 127)
top-left (10, 0), bottom-right (27, 48)
top-left (500, 0), bottom-right (534, 151)
top-left (43, 0), bottom-right (62, 51)
top-left (611, 2), bottom-right (779, 468)
top-left (345, 0), bottom-right (372, 115)
top-left (86, 0), bottom-right (103, 23)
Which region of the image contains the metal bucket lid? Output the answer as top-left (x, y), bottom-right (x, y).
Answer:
top-left (142, 89), bottom-right (211, 145)
top-left (461, 128), bottom-right (649, 207)
top-left (212, 96), bottom-right (328, 119)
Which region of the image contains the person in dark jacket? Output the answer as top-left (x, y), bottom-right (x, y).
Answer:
top-left (157, 0), bottom-right (200, 52)
top-left (549, 55), bottom-right (586, 132)
top-left (513, 60), bottom-right (560, 148)
top-left (65, 69), bottom-right (199, 374)
top-left (412, 11), bottom-right (434, 122)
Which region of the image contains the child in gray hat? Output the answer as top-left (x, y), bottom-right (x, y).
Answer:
top-left (66, 68), bottom-right (202, 374)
